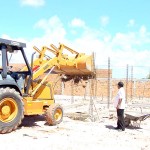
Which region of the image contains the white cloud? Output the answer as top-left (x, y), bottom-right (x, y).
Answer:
top-left (127, 19), bottom-right (135, 27)
top-left (70, 18), bottom-right (86, 28)
top-left (2, 16), bottom-right (150, 78)
top-left (34, 16), bottom-right (66, 45)
top-left (20, 0), bottom-right (45, 7)
top-left (100, 16), bottom-right (109, 26)
top-left (1, 34), bottom-right (11, 40)
top-left (111, 32), bottom-right (139, 49)
top-left (139, 25), bottom-right (147, 37)
top-left (33, 16), bottom-right (150, 78)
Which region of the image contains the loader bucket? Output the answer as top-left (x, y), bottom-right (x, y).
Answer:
top-left (53, 54), bottom-right (94, 76)
top-left (31, 43), bottom-right (96, 80)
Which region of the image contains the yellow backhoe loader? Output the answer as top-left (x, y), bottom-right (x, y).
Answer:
top-left (0, 38), bottom-right (94, 133)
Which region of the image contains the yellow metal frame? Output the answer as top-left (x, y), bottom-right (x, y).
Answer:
top-left (21, 43), bottom-right (94, 115)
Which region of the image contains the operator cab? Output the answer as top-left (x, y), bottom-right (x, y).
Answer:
top-left (0, 38), bottom-right (32, 94)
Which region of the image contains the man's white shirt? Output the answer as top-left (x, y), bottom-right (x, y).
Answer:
top-left (114, 87), bottom-right (126, 109)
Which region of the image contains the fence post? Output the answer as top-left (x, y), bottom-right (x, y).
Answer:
top-left (131, 66), bottom-right (133, 101)
top-left (107, 57), bottom-right (110, 109)
top-left (126, 64), bottom-right (128, 103)
top-left (71, 79), bottom-right (74, 104)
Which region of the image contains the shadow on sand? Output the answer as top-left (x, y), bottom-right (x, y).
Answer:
top-left (19, 115), bottom-right (46, 127)
top-left (105, 125), bottom-right (115, 130)
top-left (105, 124), bottom-right (142, 130)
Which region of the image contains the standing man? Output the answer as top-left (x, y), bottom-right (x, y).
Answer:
top-left (114, 81), bottom-right (126, 131)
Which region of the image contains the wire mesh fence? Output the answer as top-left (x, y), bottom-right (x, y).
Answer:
top-left (54, 58), bottom-right (150, 101)
top-left (53, 57), bottom-right (150, 118)
top-left (95, 57), bottom-right (150, 104)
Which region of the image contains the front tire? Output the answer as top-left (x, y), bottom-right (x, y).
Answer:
top-left (0, 88), bottom-right (24, 134)
top-left (45, 104), bottom-right (63, 125)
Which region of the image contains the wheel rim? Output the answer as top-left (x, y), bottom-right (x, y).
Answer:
top-left (54, 108), bottom-right (62, 121)
top-left (0, 98), bottom-right (18, 123)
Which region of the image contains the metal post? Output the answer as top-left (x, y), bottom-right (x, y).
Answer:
top-left (142, 82), bottom-right (146, 100)
top-left (89, 79), bottom-right (94, 121)
top-left (92, 52), bottom-right (97, 99)
top-left (61, 81), bottom-right (64, 95)
top-left (94, 77), bottom-right (97, 100)
top-left (131, 66), bottom-right (133, 101)
top-left (71, 79), bottom-right (74, 104)
top-left (107, 57), bottom-right (110, 109)
top-left (126, 64), bottom-right (128, 102)
top-left (89, 52), bottom-right (96, 121)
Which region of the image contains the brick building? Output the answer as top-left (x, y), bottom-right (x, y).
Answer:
top-left (50, 69), bottom-right (150, 100)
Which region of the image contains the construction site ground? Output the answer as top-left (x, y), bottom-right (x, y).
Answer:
top-left (0, 96), bottom-right (150, 150)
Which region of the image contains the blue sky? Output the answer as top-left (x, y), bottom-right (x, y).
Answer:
top-left (1, 0), bottom-right (150, 78)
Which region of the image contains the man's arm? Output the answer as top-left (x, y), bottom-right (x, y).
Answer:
top-left (117, 98), bottom-right (122, 109)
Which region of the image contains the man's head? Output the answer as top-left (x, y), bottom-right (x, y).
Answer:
top-left (117, 81), bottom-right (124, 88)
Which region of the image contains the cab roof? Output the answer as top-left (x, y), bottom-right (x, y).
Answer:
top-left (0, 38), bottom-right (26, 49)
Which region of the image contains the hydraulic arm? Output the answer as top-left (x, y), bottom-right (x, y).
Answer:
top-left (30, 43), bottom-right (95, 80)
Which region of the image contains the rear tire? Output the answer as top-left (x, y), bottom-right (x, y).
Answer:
top-left (0, 87), bottom-right (24, 134)
top-left (45, 104), bottom-right (63, 125)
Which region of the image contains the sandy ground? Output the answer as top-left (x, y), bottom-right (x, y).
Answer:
top-left (0, 97), bottom-right (150, 150)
